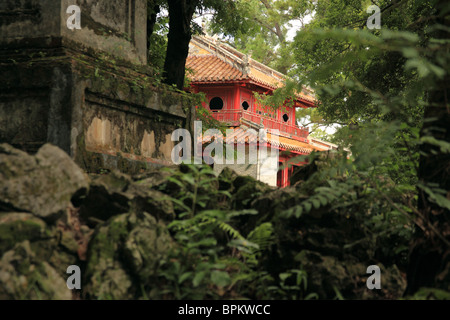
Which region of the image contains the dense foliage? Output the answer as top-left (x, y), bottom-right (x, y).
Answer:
top-left (137, 163), bottom-right (412, 299)
top-left (245, 0), bottom-right (450, 295)
top-left (142, 0), bottom-right (449, 298)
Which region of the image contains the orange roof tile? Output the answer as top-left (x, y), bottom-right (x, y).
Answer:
top-left (186, 56), bottom-right (245, 83)
top-left (266, 132), bottom-right (317, 154)
top-left (248, 67), bottom-right (283, 89)
top-left (200, 127), bottom-right (324, 154)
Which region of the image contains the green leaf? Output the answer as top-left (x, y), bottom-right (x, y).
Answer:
top-left (193, 271), bottom-right (207, 287)
top-left (327, 180), bottom-right (337, 188)
top-left (305, 293), bottom-right (319, 300)
top-left (198, 177), bottom-right (217, 185)
top-left (401, 47), bottom-right (420, 59)
top-left (166, 197), bottom-right (191, 213)
top-left (294, 206), bottom-right (303, 218)
top-left (178, 272), bottom-right (193, 285)
top-left (312, 199), bottom-right (321, 209)
top-left (187, 237), bottom-right (217, 248)
top-left (229, 239), bottom-right (259, 250)
top-left (228, 209), bottom-right (258, 217)
top-left (317, 195), bottom-right (328, 206)
top-left (409, 288), bottom-right (450, 300)
top-left (167, 177), bottom-right (185, 188)
top-left (217, 190), bottom-right (232, 198)
top-left (197, 201), bottom-right (207, 208)
top-left (303, 201), bottom-right (312, 212)
top-left (279, 273), bottom-right (290, 282)
top-left (333, 285), bottom-right (345, 300)
top-left (211, 271), bottom-right (231, 288)
top-left (431, 193), bottom-right (450, 211)
top-left (181, 175), bottom-right (196, 185)
top-left (418, 183), bottom-right (450, 210)
top-left (420, 136), bottom-right (450, 153)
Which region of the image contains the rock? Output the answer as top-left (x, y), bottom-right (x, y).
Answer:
top-left (0, 213), bottom-right (48, 255)
top-left (132, 164), bottom-right (221, 216)
top-left (122, 213), bottom-right (172, 280)
top-left (0, 241), bottom-right (72, 300)
top-left (132, 167), bottom-right (175, 186)
top-left (232, 175), bottom-right (273, 210)
top-left (294, 250), bottom-right (406, 299)
top-left (0, 144), bottom-right (89, 221)
top-left (82, 213), bottom-right (134, 300)
top-left (0, 212), bottom-right (80, 289)
top-left (80, 171), bottom-right (175, 226)
top-left (79, 172), bottom-right (132, 226)
top-left (83, 211), bottom-right (173, 299)
top-left (218, 167), bottom-right (239, 193)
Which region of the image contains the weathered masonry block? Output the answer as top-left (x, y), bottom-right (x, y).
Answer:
top-left (1, 0), bottom-right (147, 65)
top-left (0, 0), bottom-right (194, 173)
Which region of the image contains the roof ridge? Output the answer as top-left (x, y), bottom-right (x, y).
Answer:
top-left (192, 35), bottom-right (287, 80)
top-left (191, 35), bottom-right (249, 76)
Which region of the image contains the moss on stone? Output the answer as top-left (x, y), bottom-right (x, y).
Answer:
top-left (0, 241), bottom-right (72, 300)
top-left (0, 214), bottom-right (47, 254)
top-left (82, 210), bottom-right (173, 300)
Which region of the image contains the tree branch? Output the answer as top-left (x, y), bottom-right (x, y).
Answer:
top-left (258, 0), bottom-right (285, 43)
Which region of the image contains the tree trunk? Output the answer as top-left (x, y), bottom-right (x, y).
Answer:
top-left (147, 2), bottom-right (160, 53)
top-left (404, 0), bottom-right (450, 296)
top-left (163, 0), bottom-right (199, 90)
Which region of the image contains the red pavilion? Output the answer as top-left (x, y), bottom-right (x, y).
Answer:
top-left (186, 35), bottom-right (327, 187)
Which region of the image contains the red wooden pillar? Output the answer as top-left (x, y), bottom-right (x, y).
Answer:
top-left (277, 158), bottom-right (289, 188)
top-left (277, 162), bottom-right (282, 187)
top-left (233, 85), bottom-right (240, 122)
top-left (284, 166), bottom-right (289, 187)
top-left (234, 85), bottom-right (240, 111)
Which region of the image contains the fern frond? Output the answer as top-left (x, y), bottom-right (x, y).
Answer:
top-left (247, 222), bottom-right (275, 252)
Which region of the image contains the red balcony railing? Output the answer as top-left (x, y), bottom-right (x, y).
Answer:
top-left (209, 110), bottom-right (242, 123)
top-left (209, 110), bottom-right (309, 141)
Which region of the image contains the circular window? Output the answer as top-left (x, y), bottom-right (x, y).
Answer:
top-left (209, 97), bottom-right (224, 111)
top-left (242, 101), bottom-right (250, 111)
top-left (283, 114), bottom-right (289, 122)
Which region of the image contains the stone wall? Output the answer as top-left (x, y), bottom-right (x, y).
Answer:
top-left (61, 0), bottom-right (147, 65)
top-left (1, 0), bottom-right (147, 65)
top-left (0, 0), bottom-right (195, 174)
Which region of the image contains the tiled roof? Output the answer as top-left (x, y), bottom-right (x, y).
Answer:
top-left (248, 67), bottom-right (283, 89)
top-left (267, 133), bottom-right (326, 153)
top-left (186, 56), bottom-right (245, 83)
top-left (186, 36), bottom-right (316, 104)
top-left (201, 127), bottom-right (324, 154)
